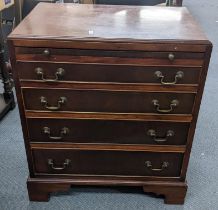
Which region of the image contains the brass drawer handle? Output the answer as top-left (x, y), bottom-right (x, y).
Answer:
top-left (43, 127), bottom-right (69, 140)
top-left (154, 71), bottom-right (184, 85)
top-left (40, 96), bottom-right (67, 111)
top-left (168, 53), bottom-right (175, 61)
top-left (145, 161), bottom-right (169, 172)
top-left (48, 159), bottom-right (71, 170)
top-left (152, 99), bottom-right (179, 113)
top-left (43, 49), bottom-right (50, 56)
top-left (35, 67), bottom-right (65, 82)
top-left (147, 129), bottom-right (174, 142)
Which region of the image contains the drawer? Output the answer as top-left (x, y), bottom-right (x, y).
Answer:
top-left (22, 88), bottom-right (195, 114)
top-left (15, 47), bottom-right (204, 66)
top-left (17, 61), bottom-right (201, 85)
top-left (32, 149), bottom-right (183, 177)
top-left (27, 118), bottom-right (190, 145)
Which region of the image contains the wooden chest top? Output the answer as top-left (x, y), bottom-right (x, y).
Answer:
top-left (9, 3), bottom-right (208, 43)
top-left (8, 2), bottom-right (212, 204)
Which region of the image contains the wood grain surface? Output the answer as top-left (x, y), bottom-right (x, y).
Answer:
top-left (9, 3), bottom-right (208, 41)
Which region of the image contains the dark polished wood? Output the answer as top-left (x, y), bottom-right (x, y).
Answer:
top-left (13, 39), bottom-right (208, 52)
top-left (16, 54), bottom-right (204, 67)
top-left (143, 181), bottom-right (187, 204)
top-left (180, 45), bottom-right (213, 179)
top-left (22, 88), bottom-right (196, 114)
top-left (27, 177), bottom-right (187, 204)
top-left (30, 142), bottom-right (186, 153)
top-left (9, 3), bottom-right (207, 41)
top-left (32, 148), bottom-right (183, 177)
top-left (27, 118), bottom-right (190, 145)
top-left (15, 47), bottom-right (205, 59)
top-left (8, 3), bottom-right (212, 204)
top-left (20, 81), bottom-right (199, 93)
top-left (26, 111), bottom-right (193, 122)
top-left (27, 178), bottom-right (71, 202)
top-left (17, 61), bottom-right (201, 85)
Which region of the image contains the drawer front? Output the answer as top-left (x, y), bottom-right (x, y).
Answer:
top-left (32, 149), bottom-right (183, 177)
top-left (15, 47), bottom-right (204, 66)
top-left (27, 118), bottom-right (190, 145)
top-left (17, 61), bottom-right (201, 85)
top-left (23, 88), bottom-right (195, 114)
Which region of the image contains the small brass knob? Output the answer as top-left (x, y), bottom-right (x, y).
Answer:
top-left (56, 68), bottom-right (65, 78)
top-left (43, 49), bottom-right (50, 56)
top-left (168, 53), bottom-right (175, 61)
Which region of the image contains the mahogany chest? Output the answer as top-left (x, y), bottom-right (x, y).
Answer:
top-left (8, 3), bottom-right (212, 204)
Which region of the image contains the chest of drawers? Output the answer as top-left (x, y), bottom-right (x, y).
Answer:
top-left (8, 3), bottom-right (212, 204)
